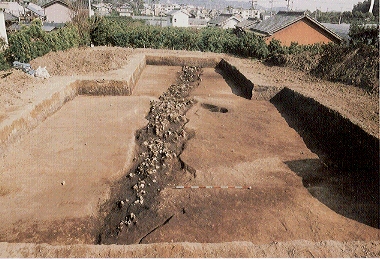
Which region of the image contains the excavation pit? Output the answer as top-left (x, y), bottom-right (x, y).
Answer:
top-left (201, 103), bottom-right (229, 113)
top-left (0, 55), bottom-right (378, 249)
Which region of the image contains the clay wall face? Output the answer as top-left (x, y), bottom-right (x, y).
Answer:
top-left (265, 19), bottom-right (337, 46)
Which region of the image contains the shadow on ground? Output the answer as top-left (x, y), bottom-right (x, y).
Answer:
top-left (285, 159), bottom-right (379, 229)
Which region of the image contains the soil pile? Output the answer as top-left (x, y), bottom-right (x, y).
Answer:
top-left (30, 46), bottom-right (133, 76)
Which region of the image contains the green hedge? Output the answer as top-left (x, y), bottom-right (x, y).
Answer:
top-left (311, 43), bottom-right (379, 92)
top-left (5, 19), bottom-right (80, 63)
top-left (90, 18), bottom-right (269, 59)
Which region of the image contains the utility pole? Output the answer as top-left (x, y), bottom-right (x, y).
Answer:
top-left (269, 0), bottom-right (273, 16)
top-left (286, 0), bottom-right (290, 11)
top-left (369, 0), bottom-right (374, 13)
top-left (88, 0), bottom-right (92, 17)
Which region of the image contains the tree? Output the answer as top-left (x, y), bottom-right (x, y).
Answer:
top-left (353, 0), bottom-right (379, 17)
top-left (130, 0), bottom-right (144, 15)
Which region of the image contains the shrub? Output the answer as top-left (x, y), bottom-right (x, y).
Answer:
top-left (268, 38), bottom-right (287, 55)
top-left (311, 43), bottom-right (379, 92)
top-left (90, 22), bottom-right (269, 59)
top-left (6, 19), bottom-right (81, 63)
top-left (0, 51), bottom-right (10, 71)
top-left (349, 22), bottom-right (379, 47)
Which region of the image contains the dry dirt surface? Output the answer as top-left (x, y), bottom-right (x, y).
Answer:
top-left (0, 47), bottom-right (378, 257)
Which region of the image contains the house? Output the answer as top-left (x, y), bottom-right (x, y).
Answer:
top-left (92, 3), bottom-right (112, 16)
top-left (25, 3), bottom-right (46, 21)
top-left (189, 18), bottom-right (208, 28)
top-left (236, 17), bottom-right (260, 32)
top-left (42, 0), bottom-right (72, 23)
top-left (207, 13), bottom-right (242, 29)
top-left (260, 12), bottom-right (272, 21)
top-left (249, 11), bottom-right (342, 46)
top-left (0, 2), bottom-right (23, 18)
top-left (3, 11), bottom-right (18, 28)
top-left (167, 9), bottom-right (189, 27)
top-left (7, 22), bottom-right (65, 32)
top-left (321, 22), bottom-right (351, 42)
top-left (233, 8), bottom-right (260, 20)
top-left (117, 4), bottom-right (133, 17)
top-left (0, 9), bottom-right (7, 44)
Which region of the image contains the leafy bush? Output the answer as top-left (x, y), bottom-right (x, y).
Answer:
top-left (0, 51), bottom-right (10, 70)
top-left (90, 19), bottom-right (269, 59)
top-left (5, 19), bottom-right (81, 63)
top-left (268, 39), bottom-right (287, 55)
top-left (311, 43), bottom-right (379, 92)
top-left (349, 23), bottom-right (379, 47)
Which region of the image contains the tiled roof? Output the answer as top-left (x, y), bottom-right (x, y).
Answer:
top-left (4, 12), bottom-right (18, 21)
top-left (236, 17), bottom-right (259, 29)
top-left (26, 4), bottom-right (45, 17)
top-left (251, 11), bottom-right (306, 35)
top-left (208, 13), bottom-right (234, 25)
top-left (322, 23), bottom-right (350, 41)
top-left (7, 22), bottom-right (65, 31)
top-left (42, 0), bottom-right (70, 9)
top-left (167, 9), bottom-right (190, 17)
top-left (250, 11), bottom-right (342, 42)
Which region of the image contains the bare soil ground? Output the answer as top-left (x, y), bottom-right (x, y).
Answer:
top-left (0, 47), bottom-right (378, 257)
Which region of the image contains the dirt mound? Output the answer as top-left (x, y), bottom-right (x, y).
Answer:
top-left (266, 52), bottom-right (321, 72)
top-left (311, 45), bottom-right (379, 93)
top-left (30, 46), bottom-right (133, 76)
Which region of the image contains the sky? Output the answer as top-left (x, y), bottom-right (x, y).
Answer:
top-left (233, 0), bottom-right (361, 12)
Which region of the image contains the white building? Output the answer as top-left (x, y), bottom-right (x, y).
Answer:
top-left (0, 2), bottom-right (23, 18)
top-left (234, 8), bottom-right (260, 20)
top-left (167, 9), bottom-right (189, 27)
top-left (0, 9), bottom-right (8, 45)
top-left (117, 4), bottom-right (133, 17)
top-left (42, 0), bottom-right (72, 23)
top-left (92, 3), bottom-right (112, 16)
top-left (208, 13), bottom-right (242, 29)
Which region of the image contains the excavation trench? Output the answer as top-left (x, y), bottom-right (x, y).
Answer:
top-left (270, 88), bottom-right (379, 228)
top-left (0, 56), bottom-right (378, 247)
top-left (97, 66), bottom-right (203, 244)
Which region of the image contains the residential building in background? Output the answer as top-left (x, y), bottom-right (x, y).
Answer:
top-left (249, 11), bottom-right (342, 46)
top-left (208, 13), bottom-right (242, 29)
top-left (0, 2), bottom-right (23, 18)
top-left (42, 0), bottom-right (72, 23)
top-left (167, 9), bottom-right (189, 27)
top-left (25, 3), bottom-right (46, 21)
top-left (92, 3), bottom-right (112, 16)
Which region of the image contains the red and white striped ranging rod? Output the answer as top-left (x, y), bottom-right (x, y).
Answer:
top-left (172, 185), bottom-right (252, 189)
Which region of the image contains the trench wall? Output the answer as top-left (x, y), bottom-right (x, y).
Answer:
top-left (216, 59), bottom-right (254, 100)
top-left (271, 87), bottom-right (379, 173)
top-left (145, 55), bottom-right (221, 67)
top-left (0, 54), bottom-right (147, 155)
top-left (1, 52), bottom-right (377, 176)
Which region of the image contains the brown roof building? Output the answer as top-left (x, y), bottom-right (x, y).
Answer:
top-left (249, 11), bottom-right (342, 46)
